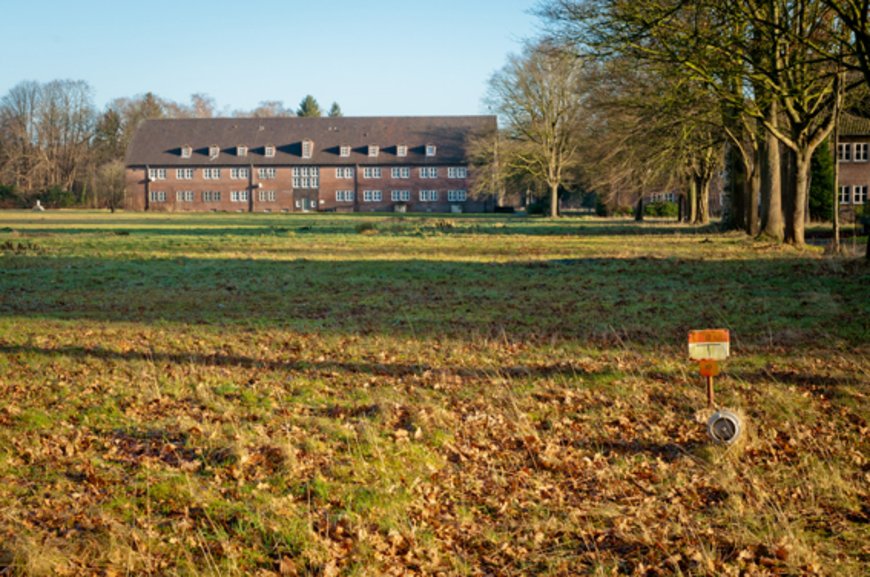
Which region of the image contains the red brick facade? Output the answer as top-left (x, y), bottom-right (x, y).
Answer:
top-left (124, 117), bottom-right (496, 213)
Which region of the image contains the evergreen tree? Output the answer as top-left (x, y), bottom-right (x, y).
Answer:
top-left (296, 95), bottom-right (322, 117)
top-left (328, 102), bottom-right (343, 117)
top-left (809, 139), bottom-right (834, 222)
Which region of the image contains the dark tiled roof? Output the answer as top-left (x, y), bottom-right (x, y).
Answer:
top-left (125, 116), bottom-right (496, 167)
top-left (840, 113), bottom-right (870, 136)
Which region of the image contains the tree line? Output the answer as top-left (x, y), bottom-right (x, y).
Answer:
top-left (0, 87), bottom-right (341, 209)
top-left (478, 0), bottom-right (869, 246)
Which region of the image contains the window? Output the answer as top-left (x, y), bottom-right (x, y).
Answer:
top-left (397, 145), bottom-right (408, 157)
top-left (149, 190), bottom-right (166, 203)
top-left (209, 145), bottom-right (220, 158)
top-left (202, 191), bottom-right (221, 202)
top-left (177, 190), bottom-right (194, 202)
top-left (391, 167), bottom-right (410, 179)
top-left (181, 146), bottom-right (192, 159)
top-left (854, 185), bottom-right (868, 205)
top-left (448, 189), bottom-right (467, 202)
top-left (839, 185), bottom-right (851, 204)
top-left (203, 168), bottom-right (221, 180)
top-left (420, 189), bottom-right (438, 202)
top-left (425, 145), bottom-right (437, 157)
top-left (447, 167), bottom-right (467, 179)
top-left (292, 166), bottom-right (319, 188)
top-left (258, 190), bottom-right (276, 202)
top-left (368, 145), bottom-right (379, 157)
top-left (838, 143), bottom-right (852, 162)
top-left (363, 190), bottom-right (382, 202)
top-left (258, 168), bottom-right (276, 180)
top-left (420, 167), bottom-right (438, 179)
top-left (363, 167), bottom-right (382, 179)
top-left (148, 168), bottom-right (166, 180)
top-left (230, 168), bottom-right (249, 180)
top-left (177, 168), bottom-right (194, 180)
top-left (264, 145), bottom-right (275, 157)
top-left (230, 190), bottom-right (249, 203)
top-left (340, 146), bottom-right (351, 157)
top-left (391, 190), bottom-right (410, 202)
top-left (336, 167), bottom-right (354, 179)
top-left (302, 139), bottom-right (314, 159)
top-left (237, 146), bottom-right (248, 157)
top-left (855, 143), bottom-right (869, 162)
top-left (336, 190), bottom-right (355, 202)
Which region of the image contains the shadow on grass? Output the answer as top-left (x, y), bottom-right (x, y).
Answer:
top-left (1, 255), bottom-right (866, 345)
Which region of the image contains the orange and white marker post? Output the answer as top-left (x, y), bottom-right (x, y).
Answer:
top-left (688, 329), bottom-right (730, 408)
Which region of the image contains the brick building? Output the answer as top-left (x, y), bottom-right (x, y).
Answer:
top-left (124, 116), bottom-right (497, 213)
top-left (837, 113), bottom-right (870, 218)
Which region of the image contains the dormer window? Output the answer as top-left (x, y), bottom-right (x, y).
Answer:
top-left (302, 139), bottom-right (314, 159)
top-left (368, 145), bottom-right (379, 157)
top-left (425, 145), bottom-right (437, 157)
top-left (209, 145), bottom-right (220, 159)
top-left (181, 145), bottom-right (192, 159)
top-left (397, 145), bottom-right (408, 157)
top-left (237, 146), bottom-right (248, 157)
top-left (340, 145), bottom-right (351, 157)
top-left (264, 145), bottom-right (275, 158)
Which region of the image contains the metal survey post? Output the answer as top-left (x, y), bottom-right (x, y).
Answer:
top-left (688, 329), bottom-right (742, 444)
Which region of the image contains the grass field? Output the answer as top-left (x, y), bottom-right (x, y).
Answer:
top-left (0, 210), bottom-right (867, 576)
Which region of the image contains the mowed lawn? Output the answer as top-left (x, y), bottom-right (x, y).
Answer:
top-left (0, 211), bottom-right (867, 576)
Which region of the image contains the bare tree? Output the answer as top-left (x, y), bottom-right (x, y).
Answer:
top-left (487, 43), bottom-right (584, 217)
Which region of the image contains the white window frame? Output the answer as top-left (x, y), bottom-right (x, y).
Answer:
top-left (420, 167), bottom-right (438, 179)
top-left (336, 190), bottom-right (355, 202)
top-left (230, 167), bottom-right (249, 180)
top-left (397, 145), bottom-right (408, 157)
top-left (209, 145), bottom-right (220, 158)
top-left (448, 189), bottom-right (467, 202)
top-left (363, 167), bottom-right (382, 179)
top-left (237, 146), bottom-right (247, 157)
top-left (336, 167), bottom-right (354, 179)
top-left (302, 139), bottom-right (314, 159)
top-left (202, 191), bottom-right (222, 202)
top-left (176, 190), bottom-right (194, 202)
top-left (854, 184), bottom-right (868, 205)
top-left (839, 185), bottom-right (851, 204)
top-left (368, 145), bottom-right (379, 157)
top-left (258, 190), bottom-right (276, 202)
top-left (340, 145), bottom-right (351, 157)
top-left (419, 189), bottom-right (438, 202)
top-left (149, 190), bottom-right (166, 203)
top-left (203, 168), bottom-right (221, 180)
top-left (148, 168), bottom-right (166, 180)
top-left (854, 143), bottom-right (869, 162)
top-left (181, 146), bottom-right (192, 159)
top-left (264, 145), bottom-right (276, 158)
top-left (838, 143), bottom-right (852, 162)
top-left (363, 190), bottom-right (382, 202)
top-left (447, 167), bottom-right (467, 179)
top-left (292, 166), bottom-right (319, 189)
top-left (230, 190), bottom-right (249, 203)
top-left (177, 168), bottom-right (194, 180)
top-left (391, 167), bottom-right (410, 179)
top-left (425, 145), bottom-right (437, 157)
top-left (258, 168), bottom-right (276, 180)
top-left (391, 190), bottom-right (410, 202)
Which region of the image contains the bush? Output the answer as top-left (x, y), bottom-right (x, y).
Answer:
top-left (644, 201), bottom-right (679, 217)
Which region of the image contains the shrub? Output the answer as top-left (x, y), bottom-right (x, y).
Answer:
top-left (644, 201), bottom-right (679, 217)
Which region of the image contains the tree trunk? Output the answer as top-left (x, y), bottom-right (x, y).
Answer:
top-left (760, 107), bottom-right (784, 240)
top-left (635, 196), bottom-right (644, 221)
top-left (549, 181), bottom-right (559, 218)
top-left (696, 175), bottom-right (710, 225)
top-left (678, 194), bottom-right (684, 222)
top-left (787, 151), bottom-right (811, 246)
top-left (688, 178), bottom-right (698, 224)
top-left (726, 144), bottom-right (745, 231)
top-left (747, 160), bottom-right (760, 236)
top-left (782, 148), bottom-right (797, 242)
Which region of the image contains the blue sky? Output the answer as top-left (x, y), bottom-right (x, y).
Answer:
top-left (0, 0), bottom-right (541, 116)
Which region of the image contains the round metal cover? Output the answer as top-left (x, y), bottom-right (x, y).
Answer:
top-left (707, 410), bottom-right (742, 445)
